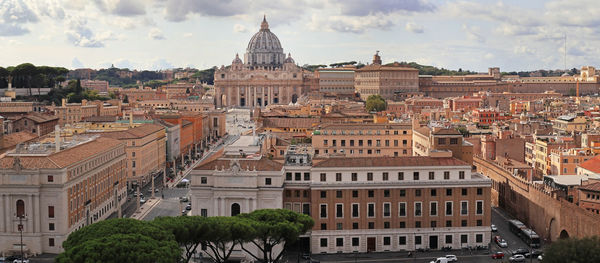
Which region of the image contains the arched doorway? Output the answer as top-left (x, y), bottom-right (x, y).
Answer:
top-left (291, 94), bottom-right (298, 104)
top-left (231, 203), bottom-right (240, 216)
top-left (16, 200), bottom-right (25, 217)
top-left (559, 230), bottom-right (570, 239)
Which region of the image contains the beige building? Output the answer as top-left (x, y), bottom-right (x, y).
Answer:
top-left (315, 68), bottom-right (356, 95)
top-left (355, 52), bottom-right (419, 100)
top-left (51, 99), bottom-right (98, 126)
top-left (0, 135), bottom-right (127, 256)
top-left (552, 115), bottom-right (587, 134)
top-left (214, 17), bottom-right (309, 108)
top-left (312, 123), bottom-right (413, 157)
top-left (550, 148), bottom-right (595, 175)
top-left (413, 126), bottom-right (473, 165)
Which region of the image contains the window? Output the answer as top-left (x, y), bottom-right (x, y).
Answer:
top-left (399, 202), bottom-right (407, 217)
top-left (336, 204), bottom-right (343, 218)
top-left (461, 188), bottom-right (468, 196)
top-left (265, 178), bottom-right (271, 185)
top-left (49, 223), bottom-right (55, 231)
top-left (383, 203), bottom-right (391, 217)
top-left (398, 172), bottom-right (404, 180)
top-left (476, 234), bottom-right (483, 243)
top-left (438, 138), bottom-right (446, 144)
top-left (320, 238), bottom-right (328, 247)
top-left (295, 173), bottom-right (301, 181)
top-left (352, 222), bottom-right (359, 229)
top-left (321, 191), bottom-right (327, 198)
top-left (201, 177), bottom-right (208, 184)
top-left (320, 204), bottom-right (327, 218)
top-left (383, 172), bottom-right (389, 181)
top-left (476, 201), bottom-right (483, 215)
top-left (450, 138), bottom-right (458, 144)
top-left (352, 190), bottom-right (358, 198)
top-left (304, 172), bottom-right (310, 180)
top-left (461, 201), bottom-right (468, 215)
top-left (431, 189), bottom-right (437, 196)
top-left (414, 202), bottom-right (422, 216)
top-left (429, 172), bottom-right (435, 180)
top-left (231, 203), bottom-right (240, 216)
top-left (460, 235), bottom-right (468, 244)
top-left (431, 220), bottom-right (437, 228)
top-left (430, 202), bottom-right (437, 216)
top-left (415, 189), bottom-right (421, 197)
top-left (16, 200), bottom-right (25, 217)
top-left (461, 220), bottom-right (467, 227)
top-left (47, 175), bottom-right (54, 182)
top-left (445, 235), bottom-right (453, 244)
top-left (368, 190), bottom-right (374, 197)
top-left (286, 172), bottom-right (292, 180)
top-left (400, 221), bottom-right (406, 228)
top-left (413, 172), bottom-right (419, 180)
top-left (368, 203), bottom-right (375, 217)
top-left (321, 223), bottom-right (327, 230)
top-left (303, 204), bottom-right (310, 215)
top-left (337, 223), bottom-right (343, 230)
top-left (336, 173), bottom-right (342, 181)
top-left (444, 171), bottom-right (450, 180)
top-left (201, 209), bottom-right (208, 217)
top-left (352, 204), bottom-right (359, 218)
top-left (285, 190), bottom-right (291, 197)
top-left (415, 221), bottom-right (421, 228)
top-left (459, 171), bottom-right (465, 179)
top-left (320, 173), bottom-right (326, 182)
top-left (477, 188), bottom-right (483, 195)
top-left (400, 189), bottom-right (406, 197)
top-left (384, 190), bottom-right (390, 197)
top-left (399, 236), bottom-right (407, 245)
top-left (415, 236), bottom-right (422, 245)
top-left (49, 238), bottom-right (55, 247)
top-left (445, 201), bottom-right (453, 216)
top-left (367, 172), bottom-right (373, 181)
top-left (368, 222), bottom-right (375, 229)
top-left (352, 237), bottom-right (360, 247)
top-left (446, 188), bottom-right (452, 196)
top-left (477, 219), bottom-right (482, 226)
top-left (383, 236), bottom-right (391, 246)
top-left (48, 206), bottom-right (55, 218)
top-left (384, 221), bottom-right (390, 229)
top-left (336, 190), bottom-right (343, 198)
top-left (351, 173), bottom-right (358, 181)
top-left (446, 220), bottom-right (452, 227)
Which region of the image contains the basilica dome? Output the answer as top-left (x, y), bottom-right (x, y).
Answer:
top-left (244, 16), bottom-right (285, 68)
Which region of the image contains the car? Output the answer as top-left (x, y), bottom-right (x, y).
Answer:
top-left (509, 254), bottom-right (525, 262)
top-left (181, 210), bottom-right (188, 216)
top-left (537, 255), bottom-right (543, 261)
top-left (140, 198), bottom-right (146, 204)
top-left (525, 250), bottom-right (543, 258)
top-left (491, 251), bottom-right (505, 259)
top-left (185, 204), bottom-right (192, 211)
top-left (180, 196), bottom-right (189, 202)
top-left (491, 224), bottom-right (498, 232)
top-left (155, 188), bottom-right (160, 193)
top-left (512, 248), bottom-right (529, 255)
top-left (13, 259), bottom-right (29, 263)
top-left (301, 253), bottom-right (311, 260)
top-left (498, 239), bottom-right (508, 248)
top-left (429, 257), bottom-right (449, 263)
top-left (445, 255), bottom-right (457, 262)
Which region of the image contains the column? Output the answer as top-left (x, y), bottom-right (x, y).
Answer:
top-left (0, 194), bottom-right (4, 232)
top-left (252, 198), bottom-right (257, 211)
top-left (27, 195), bottom-right (33, 233)
top-left (33, 194), bottom-right (40, 233)
top-left (4, 195), bottom-right (10, 232)
top-left (213, 198), bottom-right (219, 216)
top-left (221, 198), bottom-right (226, 216)
top-left (245, 198), bottom-right (250, 213)
top-left (237, 87), bottom-right (241, 107)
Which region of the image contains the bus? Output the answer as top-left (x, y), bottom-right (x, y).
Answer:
top-left (508, 219), bottom-right (541, 248)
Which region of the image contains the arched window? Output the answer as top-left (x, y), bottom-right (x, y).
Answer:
top-left (231, 203), bottom-right (241, 216)
top-left (16, 200), bottom-right (25, 218)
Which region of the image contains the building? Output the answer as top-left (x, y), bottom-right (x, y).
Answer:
top-left (526, 135), bottom-right (577, 177)
top-left (550, 148), bottom-right (595, 175)
top-left (315, 67), bottom-right (356, 95)
top-left (0, 135), bottom-right (127, 256)
top-left (51, 99), bottom-right (98, 126)
top-left (577, 180), bottom-right (600, 214)
top-left (413, 126), bottom-right (473, 165)
top-left (552, 115), bottom-right (587, 134)
top-left (354, 52), bottom-right (419, 100)
top-left (0, 102), bottom-right (44, 117)
top-left (312, 123), bottom-right (412, 157)
top-left (214, 17), bottom-right (309, 108)
top-left (11, 112), bottom-right (59, 136)
top-left (80, 80), bottom-right (109, 93)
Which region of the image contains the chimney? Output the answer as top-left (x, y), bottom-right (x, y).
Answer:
top-left (129, 112), bottom-right (134, 128)
top-left (55, 125), bottom-right (61, 153)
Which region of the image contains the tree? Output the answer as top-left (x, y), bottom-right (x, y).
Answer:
top-left (365, 94), bottom-right (386, 112)
top-left (543, 236), bottom-right (600, 263)
top-left (238, 209), bottom-right (314, 263)
top-left (153, 216), bottom-right (208, 263)
top-left (12, 63), bottom-right (37, 96)
top-left (203, 216), bottom-right (255, 263)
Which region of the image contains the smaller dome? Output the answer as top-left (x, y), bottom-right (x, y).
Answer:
top-left (232, 53), bottom-right (242, 64)
top-left (284, 53), bottom-right (295, 64)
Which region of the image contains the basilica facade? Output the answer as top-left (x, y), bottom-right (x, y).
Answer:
top-left (214, 17), bottom-right (310, 108)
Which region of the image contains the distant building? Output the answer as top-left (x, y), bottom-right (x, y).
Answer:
top-left (315, 67), bottom-right (356, 95)
top-left (355, 52), bottom-right (419, 100)
top-left (11, 112), bottom-right (59, 136)
top-left (81, 80), bottom-right (109, 93)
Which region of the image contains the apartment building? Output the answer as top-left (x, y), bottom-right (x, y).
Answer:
top-left (312, 123), bottom-right (412, 157)
top-left (525, 135), bottom-right (577, 177)
top-left (552, 115), bottom-right (587, 134)
top-left (413, 126), bottom-right (473, 165)
top-left (315, 67), bottom-right (356, 95)
top-left (0, 136), bottom-right (127, 256)
top-left (550, 148), bottom-right (595, 175)
top-left (51, 99), bottom-right (98, 126)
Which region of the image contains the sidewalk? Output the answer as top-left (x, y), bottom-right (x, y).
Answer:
top-left (166, 137), bottom-right (230, 188)
top-left (130, 197), bottom-right (162, 220)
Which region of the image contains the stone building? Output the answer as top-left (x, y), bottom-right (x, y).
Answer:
top-left (214, 17), bottom-right (309, 108)
top-left (354, 52), bottom-right (419, 100)
top-left (0, 135), bottom-right (127, 256)
top-left (11, 113), bottom-right (58, 136)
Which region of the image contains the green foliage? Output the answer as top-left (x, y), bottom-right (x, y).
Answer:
top-left (0, 63), bottom-right (68, 94)
top-left (153, 216), bottom-right (208, 263)
top-left (543, 236), bottom-right (600, 263)
top-left (329, 61), bottom-right (357, 68)
top-left (57, 218), bottom-right (180, 263)
top-left (365, 94), bottom-right (386, 112)
top-left (45, 79), bottom-right (110, 104)
top-left (302, 65), bottom-right (327, 72)
top-left (203, 216), bottom-right (256, 263)
top-left (123, 95), bottom-right (129, 103)
top-left (190, 67), bottom-right (216, 85)
top-left (238, 209), bottom-right (314, 263)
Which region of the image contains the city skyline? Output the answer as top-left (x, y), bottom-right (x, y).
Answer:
top-left (2, 0), bottom-right (600, 71)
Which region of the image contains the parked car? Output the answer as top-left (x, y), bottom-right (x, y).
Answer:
top-left (525, 250), bottom-right (543, 258)
top-left (491, 224), bottom-right (498, 232)
top-left (179, 196), bottom-right (189, 202)
top-left (498, 239), bottom-right (508, 248)
top-left (509, 254), bottom-right (526, 262)
top-left (491, 251), bottom-right (505, 259)
top-left (185, 204), bottom-right (192, 211)
top-left (512, 248), bottom-right (529, 255)
top-left (13, 259), bottom-right (29, 263)
top-left (537, 255), bottom-right (543, 261)
top-left (429, 257), bottom-right (449, 263)
top-left (445, 255), bottom-right (458, 262)
top-left (140, 198), bottom-right (146, 204)
top-left (181, 210), bottom-right (188, 216)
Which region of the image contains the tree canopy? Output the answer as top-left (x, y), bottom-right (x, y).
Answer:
top-left (0, 63), bottom-right (68, 95)
top-left (365, 94), bottom-right (387, 112)
top-left (45, 79), bottom-right (110, 105)
top-left (542, 236), bottom-right (600, 263)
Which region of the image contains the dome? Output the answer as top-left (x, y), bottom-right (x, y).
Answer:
top-left (284, 53), bottom-right (295, 64)
top-left (232, 53), bottom-right (242, 64)
top-left (244, 16), bottom-right (285, 67)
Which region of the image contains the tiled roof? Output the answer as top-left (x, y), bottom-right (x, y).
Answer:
top-left (414, 127), bottom-right (431, 136)
top-left (0, 131), bottom-right (38, 152)
top-left (262, 117), bottom-right (316, 129)
top-left (318, 123), bottom-right (411, 130)
top-left (0, 137), bottom-right (123, 169)
top-left (580, 155), bottom-right (600, 174)
top-left (581, 182), bottom-right (600, 192)
top-left (195, 158), bottom-right (283, 171)
top-left (313, 156), bottom-right (469, 168)
top-left (101, 124), bottom-right (164, 140)
top-left (18, 112), bottom-right (58, 123)
top-left (82, 115), bottom-right (117, 122)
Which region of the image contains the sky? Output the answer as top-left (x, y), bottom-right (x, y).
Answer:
top-left (1, 0), bottom-right (600, 72)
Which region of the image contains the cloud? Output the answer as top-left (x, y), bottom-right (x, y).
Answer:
top-left (335, 0), bottom-right (436, 16)
top-left (183, 32), bottom-right (193, 37)
top-left (0, 0), bottom-right (39, 36)
top-left (233, 24), bottom-right (248, 33)
top-left (114, 58), bottom-right (135, 68)
top-left (513, 45), bottom-right (534, 55)
top-left (148, 28), bottom-right (165, 40)
top-left (308, 14), bottom-right (394, 33)
top-left (150, 58), bottom-right (174, 70)
top-left (497, 24), bottom-right (536, 36)
top-left (65, 16), bottom-right (116, 47)
top-left (544, 0), bottom-right (600, 27)
top-left (462, 24), bottom-right (485, 43)
top-left (164, 0), bottom-right (247, 22)
top-left (72, 57), bottom-right (84, 68)
top-left (93, 0), bottom-right (146, 16)
top-left (484, 53), bottom-right (494, 59)
top-left (405, 22), bottom-right (424, 33)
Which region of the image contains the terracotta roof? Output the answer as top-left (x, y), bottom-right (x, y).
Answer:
top-left (195, 158), bottom-right (283, 171)
top-left (432, 128), bottom-right (461, 135)
top-left (82, 115), bottom-right (117, 122)
top-left (313, 156), bottom-right (469, 168)
top-left (17, 112), bottom-right (58, 123)
top-left (262, 117), bottom-right (316, 129)
top-left (319, 123), bottom-right (411, 130)
top-left (0, 131), bottom-right (38, 152)
top-left (0, 137), bottom-right (123, 169)
top-left (101, 124), bottom-right (164, 140)
top-left (580, 182), bottom-right (600, 192)
top-left (580, 155), bottom-right (600, 174)
top-left (414, 127), bottom-right (431, 136)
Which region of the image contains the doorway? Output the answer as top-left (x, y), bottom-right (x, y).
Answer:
top-left (367, 237), bottom-right (376, 252)
top-left (429, 235), bottom-right (438, 250)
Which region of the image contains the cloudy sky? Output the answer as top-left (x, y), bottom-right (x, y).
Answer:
top-left (2, 0), bottom-right (599, 72)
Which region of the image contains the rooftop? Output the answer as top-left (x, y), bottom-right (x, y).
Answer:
top-left (313, 156), bottom-right (469, 168)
